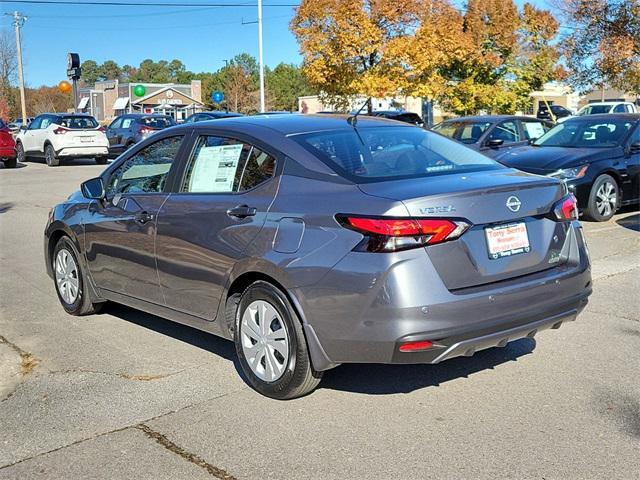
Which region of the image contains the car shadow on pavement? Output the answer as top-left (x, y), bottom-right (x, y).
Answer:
top-left (106, 303), bottom-right (237, 363)
top-left (320, 339), bottom-right (536, 395)
top-left (106, 303), bottom-right (537, 396)
top-left (616, 213), bottom-right (639, 232)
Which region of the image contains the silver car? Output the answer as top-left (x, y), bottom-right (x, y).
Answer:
top-left (45, 114), bottom-right (592, 399)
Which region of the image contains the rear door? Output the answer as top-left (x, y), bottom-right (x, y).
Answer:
top-left (155, 132), bottom-right (280, 320)
top-left (84, 134), bottom-right (188, 304)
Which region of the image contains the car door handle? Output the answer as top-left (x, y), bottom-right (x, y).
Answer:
top-left (134, 211), bottom-right (154, 224)
top-left (227, 205), bottom-right (257, 219)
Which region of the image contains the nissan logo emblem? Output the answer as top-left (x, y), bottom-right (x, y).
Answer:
top-left (506, 196), bottom-right (522, 212)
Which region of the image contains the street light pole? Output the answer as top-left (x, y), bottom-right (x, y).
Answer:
top-left (11, 11), bottom-right (27, 123)
top-left (257, 0), bottom-right (265, 113)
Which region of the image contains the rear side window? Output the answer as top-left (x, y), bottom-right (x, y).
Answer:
top-left (181, 136), bottom-right (276, 193)
top-left (292, 126), bottom-right (501, 182)
top-left (122, 118), bottom-right (134, 128)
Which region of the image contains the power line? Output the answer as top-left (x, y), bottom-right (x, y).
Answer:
top-left (3, 0), bottom-right (298, 7)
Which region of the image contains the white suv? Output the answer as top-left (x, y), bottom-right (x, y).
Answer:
top-left (558, 101), bottom-right (638, 123)
top-left (15, 113), bottom-right (109, 167)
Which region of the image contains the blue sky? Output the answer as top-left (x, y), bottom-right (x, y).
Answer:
top-left (2, 0), bottom-right (551, 87)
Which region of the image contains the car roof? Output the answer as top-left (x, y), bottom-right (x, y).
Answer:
top-left (562, 113), bottom-right (640, 121)
top-left (183, 113), bottom-right (409, 135)
top-left (440, 115), bottom-right (541, 123)
top-left (122, 113), bottom-right (171, 118)
top-left (581, 101), bottom-right (632, 106)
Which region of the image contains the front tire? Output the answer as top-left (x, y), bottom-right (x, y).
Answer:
top-left (45, 144), bottom-right (60, 167)
top-left (583, 174), bottom-right (619, 222)
top-left (53, 237), bottom-right (103, 315)
top-left (95, 156), bottom-right (108, 165)
top-left (4, 158), bottom-right (17, 168)
top-left (234, 281), bottom-right (322, 399)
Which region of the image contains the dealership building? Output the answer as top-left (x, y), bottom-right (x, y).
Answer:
top-left (77, 79), bottom-right (205, 122)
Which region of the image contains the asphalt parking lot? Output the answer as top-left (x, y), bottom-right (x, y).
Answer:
top-left (1, 160), bottom-right (639, 480)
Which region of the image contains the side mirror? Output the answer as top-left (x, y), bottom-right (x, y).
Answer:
top-left (487, 138), bottom-right (504, 148)
top-left (528, 137), bottom-right (538, 144)
top-left (629, 141), bottom-right (640, 154)
top-left (81, 177), bottom-right (105, 200)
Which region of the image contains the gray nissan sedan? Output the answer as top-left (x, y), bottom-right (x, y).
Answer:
top-left (45, 114), bottom-right (592, 399)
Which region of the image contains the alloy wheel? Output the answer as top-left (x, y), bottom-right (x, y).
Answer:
top-left (240, 300), bottom-right (290, 382)
top-left (55, 249), bottom-right (79, 304)
top-left (595, 181), bottom-right (617, 218)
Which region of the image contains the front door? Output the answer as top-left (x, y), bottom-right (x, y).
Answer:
top-left (84, 135), bottom-right (186, 304)
top-left (106, 117), bottom-right (123, 153)
top-left (21, 115), bottom-right (43, 153)
top-left (156, 134), bottom-right (279, 319)
top-left (624, 125), bottom-right (640, 203)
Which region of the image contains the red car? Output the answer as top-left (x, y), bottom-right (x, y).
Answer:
top-left (0, 119), bottom-right (17, 168)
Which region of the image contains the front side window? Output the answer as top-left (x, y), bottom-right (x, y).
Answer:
top-left (613, 104), bottom-right (626, 113)
top-left (109, 117), bottom-right (123, 129)
top-left (533, 119), bottom-right (634, 148)
top-left (181, 136), bottom-right (276, 193)
top-left (28, 117), bottom-right (43, 129)
top-left (292, 126), bottom-right (501, 182)
top-left (522, 120), bottom-right (551, 140)
top-left (107, 136), bottom-right (183, 195)
top-left (488, 121), bottom-right (520, 143)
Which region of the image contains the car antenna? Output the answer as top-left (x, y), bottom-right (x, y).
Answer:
top-left (347, 97), bottom-right (370, 128)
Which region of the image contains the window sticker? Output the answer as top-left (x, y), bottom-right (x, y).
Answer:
top-left (188, 144), bottom-right (243, 193)
top-left (524, 122), bottom-right (545, 139)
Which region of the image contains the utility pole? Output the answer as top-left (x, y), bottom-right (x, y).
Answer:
top-left (11, 11), bottom-right (27, 123)
top-left (257, 0), bottom-right (265, 113)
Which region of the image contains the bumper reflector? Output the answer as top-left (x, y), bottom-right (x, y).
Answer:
top-left (399, 340), bottom-right (433, 352)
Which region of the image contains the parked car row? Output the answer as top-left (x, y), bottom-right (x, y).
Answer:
top-left (432, 113), bottom-right (640, 221)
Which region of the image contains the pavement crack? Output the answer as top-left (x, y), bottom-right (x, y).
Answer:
top-left (136, 424), bottom-right (236, 479)
top-left (0, 335), bottom-right (39, 376)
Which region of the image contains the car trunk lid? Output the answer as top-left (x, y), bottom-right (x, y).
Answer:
top-left (358, 168), bottom-right (571, 290)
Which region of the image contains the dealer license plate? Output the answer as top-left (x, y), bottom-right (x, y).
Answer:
top-left (485, 222), bottom-right (530, 259)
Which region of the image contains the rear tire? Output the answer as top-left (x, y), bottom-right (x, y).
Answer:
top-left (583, 174), bottom-right (619, 222)
top-left (52, 236), bottom-right (104, 316)
top-left (45, 144), bottom-right (60, 167)
top-left (16, 142), bottom-right (26, 163)
top-left (234, 281), bottom-right (322, 399)
top-left (4, 158), bottom-right (17, 168)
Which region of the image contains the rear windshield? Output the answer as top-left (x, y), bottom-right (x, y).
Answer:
top-left (141, 116), bottom-right (175, 129)
top-left (59, 116), bottom-right (98, 129)
top-left (432, 121), bottom-right (492, 144)
top-left (292, 126), bottom-right (502, 182)
top-left (533, 119), bottom-right (634, 148)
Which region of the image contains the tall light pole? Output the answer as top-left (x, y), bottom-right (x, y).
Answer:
top-left (10, 11), bottom-right (27, 123)
top-left (257, 0), bottom-right (265, 113)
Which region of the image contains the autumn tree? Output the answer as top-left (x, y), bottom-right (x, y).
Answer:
top-left (291, 0), bottom-right (425, 112)
top-left (0, 30), bottom-right (18, 119)
top-left (560, 0), bottom-right (640, 94)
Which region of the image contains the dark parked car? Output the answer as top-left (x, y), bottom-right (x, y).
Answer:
top-left (106, 114), bottom-right (176, 156)
top-left (432, 115), bottom-right (553, 158)
top-left (45, 114), bottom-right (591, 399)
top-left (0, 119), bottom-right (17, 168)
top-left (183, 111), bottom-right (243, 123)
top-left (537, 104), bottom-right (573, 122)
top-left (369, 110), bottom-right (424, 126)
top-left (494, 114), bottom-right (640, 221)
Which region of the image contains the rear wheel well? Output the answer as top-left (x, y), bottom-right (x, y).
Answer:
top-left (224, 272), bottom-right (291, 335)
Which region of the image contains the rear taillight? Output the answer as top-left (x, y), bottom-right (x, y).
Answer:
top-left (338, 216), bottom-right (470, 252)
top-left (53, 127), bottom-right (69, 135)
top-left (552, 194), bottom-right (578, 221)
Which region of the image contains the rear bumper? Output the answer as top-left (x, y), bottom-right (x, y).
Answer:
top-left (57, 146), bottom-right (108, 157)
top-left (295, 222), bottom-right (591, 369)
top-left (0, 146), bottom-right (16, 159)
